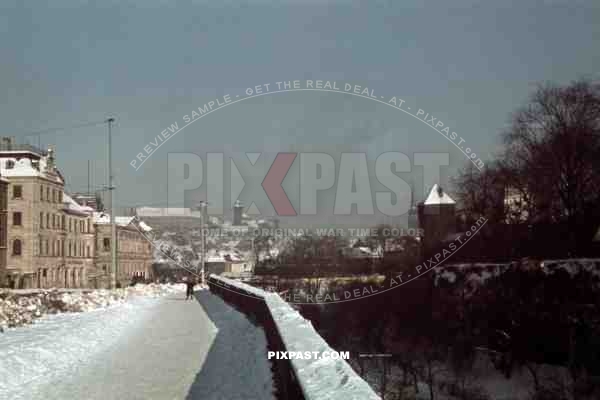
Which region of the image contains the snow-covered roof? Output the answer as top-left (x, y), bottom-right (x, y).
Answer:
top-left (424, 184), bottom-right (455, 205)
top-left (138, 221), bottom-right (152, 232)
top-left (0, 155), bottom-right (64, 184)
top-left (116, 216), bottom-right (135, 226)
top-left (93, 213), bottom-right (136, 227)
top-left (93, 212), bottom-right (110, 224)
top-left (206, 255), bottom-right (226, 263)
top-left (63, 193), bottom-right (92, 216)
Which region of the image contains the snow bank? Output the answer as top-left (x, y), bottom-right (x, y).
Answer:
top-left (0, 284), bottom-right (184, 332)
top-left (209, 275), bottom-right (381, 400)
top-left (541, 258), bottom-right (600, 277)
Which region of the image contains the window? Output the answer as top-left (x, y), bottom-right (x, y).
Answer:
top-left (46, 187), bottom-right (49, 202)
top-left (46, 214), bottom-right (49, 228)
top-left (103, 238), bottom-right (110, 251)
top-left (6, 160), bottom-right (14, 169)
top-left (86, 245), bottom-right (90, 258)
top-left (39, 240), bottom-right (42, 255)
top-left (61, 215), bottom-right (65, 230)
top-left (102, 265), bottom-right (107, 272)
top-left (40, 212), bottom-right (44, 229)
top-left (68, 242), bottom-right (72, 257)
top-left (59, 192), bottom-right (63, 203)
top-left (40, 186), bottom-right (44, 201)
top-left (13, 239), bottom-right (22, 255)
top-left (13, 212), bottom-right (22, 226)
top-left (13, 185), bottom-right (22, 199)
top-left (45, 240), bottom-right (48, 256)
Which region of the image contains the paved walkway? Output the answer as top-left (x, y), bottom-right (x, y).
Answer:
top-left (0, 290), bottom-right (274, 400)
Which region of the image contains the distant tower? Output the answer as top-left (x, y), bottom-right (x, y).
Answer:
top-left (417, 184), bottom-right (456, 254)
top-left (407, 179), bottom-right (419, 230)
top-left (233, 200), bottom-right (243, 226)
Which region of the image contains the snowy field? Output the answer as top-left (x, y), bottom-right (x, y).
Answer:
top-left (0, 288), bottom-right (274, 400)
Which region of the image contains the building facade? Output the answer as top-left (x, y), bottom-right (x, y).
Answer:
top-left (93, 214), bottom-right (154, 288)
top-left (0, 176), bottom-right (8, 286)
top-left (59, 194), bottom-right (95, 289)
top-left (0, 139), bottom-right (97, 289)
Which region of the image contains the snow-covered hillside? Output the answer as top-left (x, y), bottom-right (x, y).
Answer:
top-left (146, 214), bottom-right (292, 269)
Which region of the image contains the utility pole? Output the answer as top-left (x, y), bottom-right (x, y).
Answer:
top-left (199, 201), bottom-right (208, 286)
top-left (107, 118), bottom-right (117, 289)
top-left (87, 160), bottom-right (90, 198)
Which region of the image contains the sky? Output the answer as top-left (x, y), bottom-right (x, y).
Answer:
top-left (1, 0), bottom-right (599, 227)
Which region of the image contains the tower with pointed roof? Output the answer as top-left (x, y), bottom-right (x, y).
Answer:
top-left (417, 184), bottom-right (457, 254)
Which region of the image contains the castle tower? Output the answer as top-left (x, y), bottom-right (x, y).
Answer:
top-left (417, 184), bottom-right (456, 254)
top-left (233, 200), bottom-right (243, 226)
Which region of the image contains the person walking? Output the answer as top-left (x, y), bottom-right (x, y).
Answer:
top-left (185, 278), bottom-right (195, 300)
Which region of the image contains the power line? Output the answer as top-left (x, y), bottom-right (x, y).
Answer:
top-left (14, 120), bottom-right (108, 139)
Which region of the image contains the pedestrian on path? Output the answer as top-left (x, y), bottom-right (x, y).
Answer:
top-left (185, 278), bottom-right (195, 300)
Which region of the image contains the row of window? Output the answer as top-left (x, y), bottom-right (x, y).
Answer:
top-left (8, 211), bottom-right (92, 231)
top-left (38, 238), bottom-right (92, 258)
top-left (9, 184), bottom-right (63, 204)
top-left (100, 237), bottom-right (151, 253)
top-left (40, 185), bottom-right (62, 203)
top-left (9, 236), bottom-right (150, 256)
top-left (9, 238), bottom-right (93, 257)
top-left (123, 263), bottom-right (146, 275)
top-left (100, 264), bottom-right (147, 276)
top-left (38, 268), bottom-right (85, 289)
top-left (39, 212), bottom-right (91, 232)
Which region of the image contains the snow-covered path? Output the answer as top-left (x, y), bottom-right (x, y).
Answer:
top-left (0, 289), bottom-right (274, 400)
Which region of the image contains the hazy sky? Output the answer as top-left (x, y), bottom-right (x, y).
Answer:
top-left (1, 0), bottom-right (599, 226)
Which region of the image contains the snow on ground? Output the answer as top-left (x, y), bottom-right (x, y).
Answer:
top-left (0, 283), bottom-right (186, 331)
top-left (0, 287), bottom-right (274, 400)
top-left (210, 274), bottom-right (380, 400)
top-left (353, 354), bottom-right (569, 400)
top-left (266, 293), bottom-right (381, 400)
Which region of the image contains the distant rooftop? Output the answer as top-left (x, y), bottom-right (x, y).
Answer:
top-left (0, 143), bottom-right (47, 156)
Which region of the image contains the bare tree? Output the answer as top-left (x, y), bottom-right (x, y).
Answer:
top-left (452, 162), bottom-right (505, 225)
top-left (502, 80), bottom-right (600, 253)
